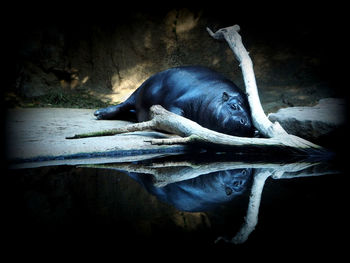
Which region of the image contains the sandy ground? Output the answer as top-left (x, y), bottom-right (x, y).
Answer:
top-left (6, 96), bottom-right (346, 168)
top-left (6, 108), bottom-right (185, 168)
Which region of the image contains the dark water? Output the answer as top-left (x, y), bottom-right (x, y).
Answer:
top-left (6, 153), bottom-right (348, 259)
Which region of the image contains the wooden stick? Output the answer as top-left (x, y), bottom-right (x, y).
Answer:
top-left (207, 25), bottom-right (287, 138)
top-left (66, 120), bottom-right (155, 139)
top-left (66, 25), bottom-right (328, 157)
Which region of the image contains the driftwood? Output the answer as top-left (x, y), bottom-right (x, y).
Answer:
top-left (67, 25), bottom-right (328, 156)
top-left (67, 104), bottom-right (326, 156)
top-left (90, 157), bottom-right (332, 187)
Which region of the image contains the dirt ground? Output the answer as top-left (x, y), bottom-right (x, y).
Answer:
top-left (6, 108), bottom-right (185, 168)
top-left (5, 8), bottom-right (347, 167)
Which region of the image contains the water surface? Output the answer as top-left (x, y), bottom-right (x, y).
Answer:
top-left (7, 153), bottom-right (347, 258)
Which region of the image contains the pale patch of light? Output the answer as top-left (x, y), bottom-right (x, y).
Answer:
top-left (108, 63), bottom-right (152, 103)
top-left (81, 76), bottom-right (89, 84)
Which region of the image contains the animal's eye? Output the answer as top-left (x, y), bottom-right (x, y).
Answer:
top-left (230, 104), bottom-right (237, 110)
top-left (240, 118), bottom-right (245, 124)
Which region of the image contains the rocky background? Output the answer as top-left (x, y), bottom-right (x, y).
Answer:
top-left (7, 6), bottom-right (346, 114)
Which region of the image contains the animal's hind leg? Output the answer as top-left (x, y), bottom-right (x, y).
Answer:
top-left (94, 103), bottom-right (136, 120)
top-left (94, 105), bottom-right (118, 120)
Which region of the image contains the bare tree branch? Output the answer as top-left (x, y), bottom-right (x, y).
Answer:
top-left (67, 25), bottom-right (329, 157)
top-left (207, 26), bottom-right (319, 144)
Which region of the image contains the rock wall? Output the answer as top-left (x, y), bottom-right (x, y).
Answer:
top-left (9, 7), bottom-right (343, 112)
top-left (268, 98), bottom-right (346, 148)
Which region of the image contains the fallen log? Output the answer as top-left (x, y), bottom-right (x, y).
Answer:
top-left (67, 104), bottom-right (326, 156)
top-left (67, 25), bottom-right (329, 157)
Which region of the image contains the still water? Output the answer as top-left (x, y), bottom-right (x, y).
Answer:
top-left (7, 152), bottom-right (347, 258)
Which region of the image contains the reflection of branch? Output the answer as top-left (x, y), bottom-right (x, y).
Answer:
top-left (89, 160), bottom-right (322, 187)
top-left (231, 169), bottom-right (271, 244)
top-left (217, 163), bottom-right (339, 245)
top-left (85, 159), bottom-right (337, 245)
top-left (276, 161), bottom-right (338, 179)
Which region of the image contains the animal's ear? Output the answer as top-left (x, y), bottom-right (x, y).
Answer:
top-left (222, 92), bottom-right (230, 102)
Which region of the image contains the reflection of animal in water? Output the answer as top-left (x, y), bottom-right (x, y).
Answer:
top-left (129, 168), bottom-right (253, 212)
top-left (94, 66), bottom-right (255, 137)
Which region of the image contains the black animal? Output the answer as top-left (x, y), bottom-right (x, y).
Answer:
top-left (95, 66), bottom-right (254, 137)
top-left (129, 168), bottom-right (253, 212)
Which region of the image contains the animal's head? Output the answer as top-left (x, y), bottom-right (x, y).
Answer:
top-left (219, 91), bottom-right (254, 137)
top-left (129, 167), bottom-right (254, 212)
top-left (219, 168), bottom-right (252, 196)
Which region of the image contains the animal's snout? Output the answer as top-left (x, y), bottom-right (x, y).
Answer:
top-left (225, 187), bottom-right (233, 196)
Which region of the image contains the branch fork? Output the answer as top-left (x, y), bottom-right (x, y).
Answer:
top-left (67, 25), bottom-right (328, 156)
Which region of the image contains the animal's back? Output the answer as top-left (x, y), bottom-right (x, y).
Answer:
top-left (94, 66), bottom-right (254, 137)
top-left (135, 66), bottom-right (244, 116)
